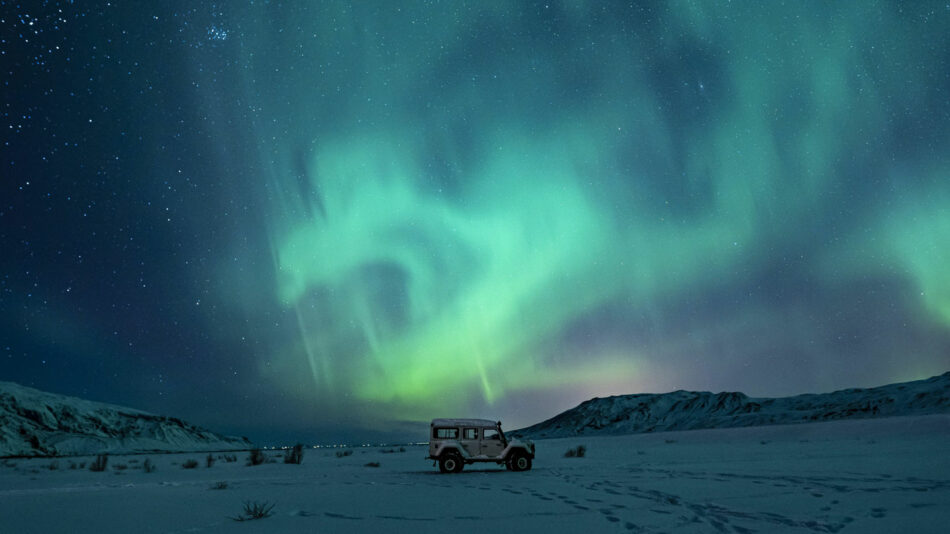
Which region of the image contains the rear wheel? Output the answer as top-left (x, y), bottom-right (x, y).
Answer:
top-left (439, 452), bottom-right (463, 474)
top-left (509, 451), bottom-right (532, 472)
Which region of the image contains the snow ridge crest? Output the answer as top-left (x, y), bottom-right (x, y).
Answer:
top-left (0, 381), bottom-right (252, 457)
top-left (516, 372), bottom-right (950, 438)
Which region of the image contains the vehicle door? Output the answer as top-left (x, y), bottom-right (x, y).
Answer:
top-left (460, 427), bottom-right (479, 456)
top-left (480, 427), bottom-right (505, 457)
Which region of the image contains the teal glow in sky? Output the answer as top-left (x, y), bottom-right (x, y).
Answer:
top-left (4, 1), bottom-right (949, 442)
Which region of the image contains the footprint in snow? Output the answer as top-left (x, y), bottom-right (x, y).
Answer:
top-left (324, 511), bottom-right (362, 520)
top-left (376, 515), bottom-right (436, 522)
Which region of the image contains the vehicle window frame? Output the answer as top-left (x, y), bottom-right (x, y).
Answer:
top-left (462, 427), bottom-right (478, 440)
top-left (433, 427), bottom-right (459, 439)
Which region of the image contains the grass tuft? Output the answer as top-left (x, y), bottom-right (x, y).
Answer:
top-left (564, 445), bottom-right (586, 458)
top-left (231, 501), bottom-right (275, 521)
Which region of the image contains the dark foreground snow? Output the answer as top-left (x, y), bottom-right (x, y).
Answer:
top-left (0, 414), bottom-right (947, 533)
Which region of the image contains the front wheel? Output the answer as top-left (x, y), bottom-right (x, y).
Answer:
top-left (509, 451), bottom-right (532, 472)
top-left (439, 452), bottom-right (463, 474)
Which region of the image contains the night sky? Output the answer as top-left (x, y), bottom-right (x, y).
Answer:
top-left (3, 1), bottom-right (949, 444)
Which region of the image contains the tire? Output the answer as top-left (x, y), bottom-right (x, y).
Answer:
top-left (509, 451), bottom-right (532, 472)
top-left (439, 452), bottom-right (463, 474)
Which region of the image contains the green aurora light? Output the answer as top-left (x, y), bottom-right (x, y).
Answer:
top-left (215, 1), bottom-right (950, 421)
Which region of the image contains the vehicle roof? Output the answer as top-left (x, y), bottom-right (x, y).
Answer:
top-left (431, 418), bottom-right (498, 427)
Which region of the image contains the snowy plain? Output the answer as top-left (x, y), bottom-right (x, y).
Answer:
top-left (1, 414), bottom-right (947, 534)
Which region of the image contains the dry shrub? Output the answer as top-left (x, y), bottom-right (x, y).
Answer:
top-left (89, 454), bottom-right (108, 472)
top-left (284, 444), bottom-right (304, 464)
top-left (247, 448), bottom-right (265, 466)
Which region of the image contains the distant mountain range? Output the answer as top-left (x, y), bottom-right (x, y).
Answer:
top-left (0, 382), bottom-right (252, 457)
top-left (515, 372), bottom-right (950, 439)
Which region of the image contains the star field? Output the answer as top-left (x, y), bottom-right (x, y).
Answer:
top-left (2, 1), bottom-right (949, 443)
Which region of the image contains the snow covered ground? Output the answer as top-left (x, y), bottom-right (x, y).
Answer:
top-left (1, 415), bottom-right (947, 533)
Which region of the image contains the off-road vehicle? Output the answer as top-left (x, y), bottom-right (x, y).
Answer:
top-left (427, 418), bottom-right (535, 473)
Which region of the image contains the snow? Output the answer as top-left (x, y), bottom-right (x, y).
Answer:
top-left (432, 418), bottom-right (498, 427)
top-left (1, 415), bottom-right (947, 533)
top-left (0, 381), bottom-right (251, 457)
top-left (516, 372), bottom-right (950, 438)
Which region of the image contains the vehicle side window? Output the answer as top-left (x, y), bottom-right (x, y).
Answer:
top-left (483, 428), bottom-right (500, 440)
top-left (462, 428), bottom-right (478, 440)
top-left (434, 427), bottom-right (459, 439)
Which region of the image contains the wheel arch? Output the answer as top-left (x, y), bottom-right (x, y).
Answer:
top-left (502, 445), bottom-right (534, 460)
top-left (434, 442), bottom-right (467, 459)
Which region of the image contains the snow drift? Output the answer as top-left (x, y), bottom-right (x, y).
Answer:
top-left (0, 381), bottom-right (252, 457)
top-left (516, 372), bottom-right (950, 439)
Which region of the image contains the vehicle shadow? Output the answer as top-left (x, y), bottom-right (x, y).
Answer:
top-left (406, 467), bottom-right (545, 476)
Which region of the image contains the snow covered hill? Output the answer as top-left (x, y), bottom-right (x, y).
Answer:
top-left (516, 372), bottom-right (950, 439)
top-left (0, 382), bottom-right (252, 457)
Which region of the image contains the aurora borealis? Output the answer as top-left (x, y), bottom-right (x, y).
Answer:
top-left (3, 1), bottom-right (949, 443)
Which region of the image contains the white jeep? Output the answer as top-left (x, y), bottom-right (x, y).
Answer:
top-left (427, 418), bottom-right (535, 473)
